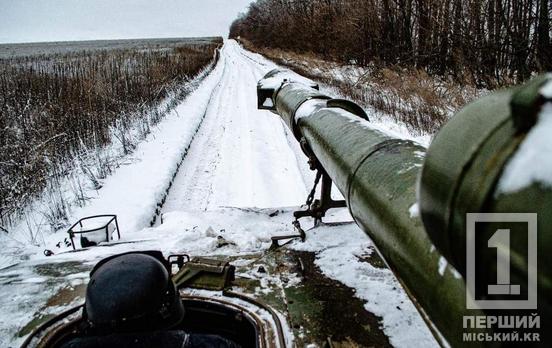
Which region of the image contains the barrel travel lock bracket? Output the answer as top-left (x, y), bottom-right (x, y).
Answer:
top-left (295, 137), bottom-right (347, 225)
top-left (270, 165), bottom-right (346, 250)
top-left (293, 169), bottom-right (347, 224)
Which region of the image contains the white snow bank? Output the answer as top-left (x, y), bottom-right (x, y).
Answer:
top-left (33, 207), bottom-right (297, 266)
top-left (27, 47), bottom-right (228, 259)
top-left (0, 51), bottom-right (224, 269)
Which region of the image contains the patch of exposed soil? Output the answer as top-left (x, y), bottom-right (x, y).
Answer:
top-left (286, 250), bottom-right (392, 347)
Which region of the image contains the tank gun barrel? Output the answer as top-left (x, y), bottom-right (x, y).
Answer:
top-left (258, 69), bottom-right (552, 347)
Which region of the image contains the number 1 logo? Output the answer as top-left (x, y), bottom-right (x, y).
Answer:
top-left (487, 229), bottom-right (521, 296)
top-left (466, 213), bottom-right (537, 310)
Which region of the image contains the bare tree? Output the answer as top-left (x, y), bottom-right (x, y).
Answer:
top-left (230, 0), bottom-right (551, 86)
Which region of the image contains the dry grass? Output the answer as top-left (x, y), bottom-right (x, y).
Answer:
top-left (242, 40), bottom-right (483, 136)
top-left (0, 39), bottom-right (222, 228)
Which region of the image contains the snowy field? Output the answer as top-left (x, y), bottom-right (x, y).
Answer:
top-left (0, 40), bottom-right (437, 347)
top-left (0, 37), bottom-right (220, 58)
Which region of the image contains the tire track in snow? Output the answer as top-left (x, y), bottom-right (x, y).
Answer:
top-left (149, 49), bottom-right (229, 224)
top-left (237, 47), bottom-right (316, 193)
top-left (161, 41), bottom-right (309, 213)
top-left (161, 44), bottom-right (235, 212)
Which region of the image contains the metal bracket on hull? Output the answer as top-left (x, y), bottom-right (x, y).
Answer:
top-left (270, 168), bottom-right (346, 250)
top-left (294, 169), bottom-right (346, 226)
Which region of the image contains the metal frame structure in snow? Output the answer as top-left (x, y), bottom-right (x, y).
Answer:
top-left (67, 215), bottom-right (121, 250)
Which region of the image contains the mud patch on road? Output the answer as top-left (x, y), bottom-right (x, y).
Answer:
top-left (358, 250), bottom-right (387, 269)
top-left (285, 250), bottom-right (391, 347)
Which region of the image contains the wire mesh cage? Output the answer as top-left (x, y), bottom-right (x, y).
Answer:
top-left (67, 215), bottom-right (121, 250)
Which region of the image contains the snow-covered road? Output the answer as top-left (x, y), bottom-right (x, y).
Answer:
top-left (0, 40), bottom-right (438, 348)
top-left (162, 41), bottom-right (309, 212)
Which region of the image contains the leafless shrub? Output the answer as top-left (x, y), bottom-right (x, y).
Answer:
top-left (231, 0), bottom-right (551, 87)
top-left (245, 42), bottom-right (482, 135)
top-left (0, 38), bottom-right (222, 228)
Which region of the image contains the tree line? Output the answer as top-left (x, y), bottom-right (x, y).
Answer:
top-left (230, 0), bottom-right (551, 88)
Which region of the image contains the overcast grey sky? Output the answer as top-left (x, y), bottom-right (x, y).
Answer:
top-left (0, 0), bottom-right (254, 43)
